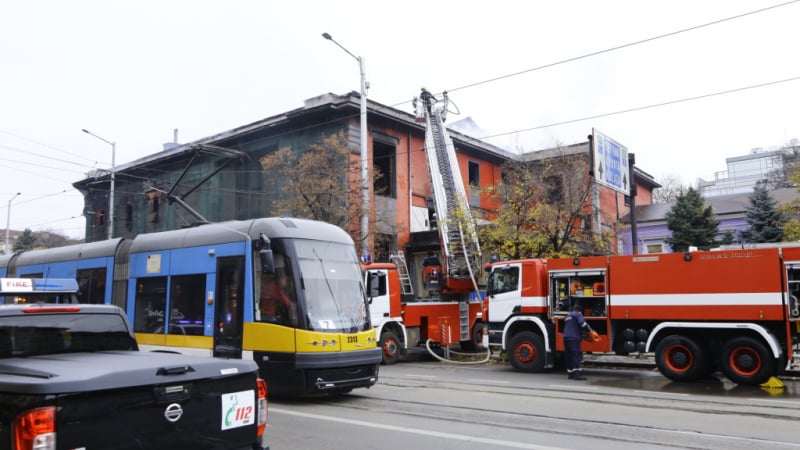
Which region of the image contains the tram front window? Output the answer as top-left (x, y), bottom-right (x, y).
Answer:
top-left (297, 241), bottom-right (370, 333)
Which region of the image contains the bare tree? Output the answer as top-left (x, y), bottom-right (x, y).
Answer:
top-left (259, 131), bottom-right (386, 254)
top-left (652, 174), bottom-right (687, 204)
top-left (763, 144), bottom-right (800, 190)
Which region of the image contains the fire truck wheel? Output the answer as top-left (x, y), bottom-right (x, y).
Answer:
top-left (380, 331), bottom-right (401, 365)
top-left (460, 323), bottom-right (486, 352)
top-left (720, 337), bottom-right (774, 385)
top-left (472, 322), bottom-right (486, 350)
top-left (654, 335), bottom-right (707, 382)
top-left (508, 331), bottom-right (546, 372)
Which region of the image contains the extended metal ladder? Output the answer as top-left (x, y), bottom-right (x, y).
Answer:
top-left (390, 253), bottom-right (414, 296)
top-left (421, 96), bottom-right (482, 282)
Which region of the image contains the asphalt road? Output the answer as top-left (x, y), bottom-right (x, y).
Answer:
top-left (265, 356), bottom-right (800, 450)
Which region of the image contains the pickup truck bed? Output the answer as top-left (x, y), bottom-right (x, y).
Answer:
top-left (0, 303), bottom-right (268, 450)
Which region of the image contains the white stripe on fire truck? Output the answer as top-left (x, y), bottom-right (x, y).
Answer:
top-left (610, 292), bottom-right (783, 306)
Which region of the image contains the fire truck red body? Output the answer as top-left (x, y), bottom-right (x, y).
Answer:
top-left (364, 261), bottom-right (484, 364)
top-left (484, 247), bottom-right (800, 385)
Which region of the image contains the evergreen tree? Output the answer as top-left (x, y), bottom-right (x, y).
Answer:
top-left (665, 187), bottom-right (719, 251)
top-left (12, 229), bottom-right (37, 252)
top-left (740, 184), bottom-right (784, 243)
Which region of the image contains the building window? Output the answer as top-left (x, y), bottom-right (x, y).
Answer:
top-left (146, 191), bottom-right (161, 223)
top-left (373, 140), bottom-right (396, 198)
top-left (373, 233), bottom-right (396, 263)
top-left (545, 175), bottom-right (563, 203)
top-left (645, 243), bottom-right (664, 254)
top-left (468, 161), bottom-right (480, 185)
top-left (468, 161), bottom-right (480, 207)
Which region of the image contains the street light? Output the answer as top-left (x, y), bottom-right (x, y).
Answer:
top-left (322, 32), bottom-right (371, 258)
top-left (82, 129), bottom-right (116, 240)
top-left (5, 192), bottom-right (21, 254)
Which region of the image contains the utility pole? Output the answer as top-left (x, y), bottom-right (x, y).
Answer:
top-left (82, 129), bottom-right (116, 239)
top-left (322, 32), bottom-right (371, 258)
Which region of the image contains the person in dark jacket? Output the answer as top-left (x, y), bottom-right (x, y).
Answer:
top-left (420, 87), bottom-right (437, 114)
top-left (563, 304), bottom-right (593, 380)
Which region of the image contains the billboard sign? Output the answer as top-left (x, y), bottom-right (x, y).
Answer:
top-left (592, 129), bottom-right (630, 195)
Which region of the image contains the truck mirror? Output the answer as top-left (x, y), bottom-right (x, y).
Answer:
top-left (258, 233), bottom-right (275, 273)
top-left (260, 249), bottom-right (275, 273)
top-left (367, 272), bottom-right (380, 298)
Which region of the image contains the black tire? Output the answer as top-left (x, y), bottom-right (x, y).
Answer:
top-left (380, 330), bottom-right (401, 365)
top-left (720, 336), bottom-right (774, 385)
top-left (508, 331), bottom-right (546, 372)
top-left (460, 322), bottom-right (486, 352)
top-left (654, 335), bottom-right (707, 382)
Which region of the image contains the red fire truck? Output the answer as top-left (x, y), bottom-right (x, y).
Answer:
top-left (364, 90), bottom-right (484, 364)
top-left (484, 247), bottom-right (800, 385)
top-left (364, 258), bottom-right (484, 364)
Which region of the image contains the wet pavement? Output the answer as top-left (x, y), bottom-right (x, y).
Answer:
top-left (584, 352), bottom-right (800, 398)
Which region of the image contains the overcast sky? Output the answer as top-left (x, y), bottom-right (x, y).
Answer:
top-left (2, 0), bottom-right (799, 240)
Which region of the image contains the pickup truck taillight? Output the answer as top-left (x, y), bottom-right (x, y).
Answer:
top-left (13, 406), bottom-right (55, 450)
top-left (256, 378), bottom-right (268, 439)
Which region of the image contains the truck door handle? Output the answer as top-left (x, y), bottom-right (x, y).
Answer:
top-left (156, 365), bottom-right (195, 376)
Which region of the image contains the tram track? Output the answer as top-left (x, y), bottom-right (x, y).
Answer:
top-left (270, 367), bottom-right (800, 450)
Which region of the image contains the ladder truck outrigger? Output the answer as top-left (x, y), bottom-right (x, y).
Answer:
top-left (483, 247), bottom-right (800, 386)
top-left (364, 89), bottom-right (486, 364)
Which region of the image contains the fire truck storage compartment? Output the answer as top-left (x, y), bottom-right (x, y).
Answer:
top-left (787, 263), bottom-right (800, 318)
top-left (551, 270), bottom-right (607, 317)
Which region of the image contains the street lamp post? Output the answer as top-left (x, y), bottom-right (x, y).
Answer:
top-left (82, 129), bottom-right (116, 240)
top-left (322, 32), bottom-right (371, 258)
top-left (5, 192), bottom-right (21, 254)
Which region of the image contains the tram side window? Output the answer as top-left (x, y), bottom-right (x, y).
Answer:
top-left (77, 268), bottom-right (107, 304)
top-left (133, 277), bottom-right (167, 333)
top-left (169, 275), bottom-right (205, 335)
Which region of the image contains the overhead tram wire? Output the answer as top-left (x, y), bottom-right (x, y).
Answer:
top-left (388, 0), bottom-right (800, 106)
top-left (480, 74), bottom-right (800, 141)
top-left (0, 128), bottom-right (100, 165)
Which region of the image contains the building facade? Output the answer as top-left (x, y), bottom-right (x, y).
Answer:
top-left (697, 141), bottom-right (799, 197)
top-left (74, 92), bottom-right (658, 263)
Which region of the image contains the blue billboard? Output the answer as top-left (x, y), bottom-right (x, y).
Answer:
top-left (592, 129), bottom-right (630, 195)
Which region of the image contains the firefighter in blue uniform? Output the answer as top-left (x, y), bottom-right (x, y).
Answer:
top-left (563, 304), bottom-right (593, 380)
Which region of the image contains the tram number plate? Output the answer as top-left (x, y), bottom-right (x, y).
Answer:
top-left (347, 336), bottom-right (358, 344)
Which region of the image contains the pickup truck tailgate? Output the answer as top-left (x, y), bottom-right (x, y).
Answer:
top-left (3, 352), bottom-right (262, 450)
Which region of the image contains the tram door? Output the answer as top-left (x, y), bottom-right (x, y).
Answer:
top-left (213, 256), bottom-right (245, 358)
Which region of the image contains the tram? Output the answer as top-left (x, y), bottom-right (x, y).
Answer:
top-left (0, 217), bottom-right (380, 395)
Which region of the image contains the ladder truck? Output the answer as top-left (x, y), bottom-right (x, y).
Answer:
top-left (483, 247), bottom-right (800, 385)
top-left (364, 89), bottom-right (485, 364)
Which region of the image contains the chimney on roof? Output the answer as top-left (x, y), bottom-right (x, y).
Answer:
top-left (163, 129), bottom-right (180, 151)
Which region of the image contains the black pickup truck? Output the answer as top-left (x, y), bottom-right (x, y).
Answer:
top-left (0, 302), bottom-right (269, 450)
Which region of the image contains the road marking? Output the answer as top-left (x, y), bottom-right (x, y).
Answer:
top-left (468, 378), bottom-right (511, 384)
top-left (633, 390), bottom-right (690, 396)
top-left (271, 407), bottom-right (568, 450)
top-left (746, 398), bottom-right (795, 405)
top-left (407, 374), bottom-right (437, 379)
top-left (548, 384), bottom-right (599, 390)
